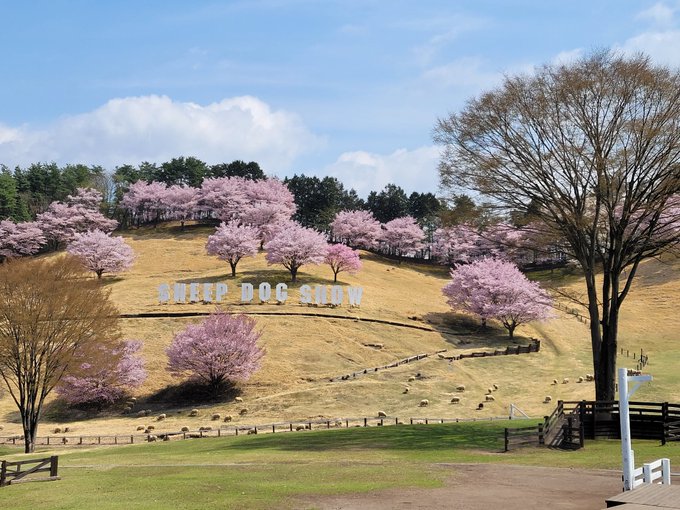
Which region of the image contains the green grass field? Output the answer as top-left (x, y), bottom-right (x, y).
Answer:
top-left (1, 422), bottom-right (678, 509)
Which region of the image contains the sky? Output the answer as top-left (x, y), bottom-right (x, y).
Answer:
top-left (1, 1), bottom-right (679, 197)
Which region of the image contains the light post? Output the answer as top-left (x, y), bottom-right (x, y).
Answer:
top-left (618, 367), bottom-right (652, 491)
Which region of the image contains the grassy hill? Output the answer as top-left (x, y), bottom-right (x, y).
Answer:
top-left (1, 222), bottom-right (679, 436)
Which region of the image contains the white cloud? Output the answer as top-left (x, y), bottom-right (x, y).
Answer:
top-left (322, 145), bottom-right (441, 197)
top-left (0, 95), bottom-right (322, 172)
top-left (636, 2), bottom-right (676, 27)
top-left (420, 57), bottom-right (503, 90)
top-left (552, 48), bottom-right (583, 65)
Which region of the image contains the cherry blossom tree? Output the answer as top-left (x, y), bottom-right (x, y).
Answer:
top-left (0, 220), bottom-right (46, 261)
top-left (55, 340), bottom-right (147, 407)
top-left (264, 223), bottom-right (328, 282)
top-left (37, 189), bottom-right (118, 248)
top-left (381, 216), bottom-right (425, 256)
top-left (431, 224), bottom-right (480, 265)
top-left (325, 244), bottom-right (362, 282)
top-left (121, 180), bottom-right (168, 227)
top-left (243, 178), bottom-right (296, 221)
top-left (163, 184), bottom-right (199, 229)
top-left (442, 257), bottom-right (552, 338)
top-left (198, 176), bottom-right (248, 220)
top-left (331, 210), bottom-right (382, 248)
top-left (205, 221), bottom-right (260, 277)
top-left (67, 230), bottom-right (135, 279)
top-left (166, 311), bottom-right (264, 390)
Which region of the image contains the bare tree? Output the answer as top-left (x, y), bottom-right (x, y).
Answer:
top-left (0, 257), bottom-right (122, 452)
top-left (435, 51), bottom-right (680, 401)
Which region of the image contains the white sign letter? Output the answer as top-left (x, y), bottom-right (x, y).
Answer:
top-left (314, 285), bottom-right (328, 305)
top-left (203, 283), bottom-right (213, 302)
top-left (299, 284), bottom-right (312, 304)
top-left (276, 283), bottom-right (288, 302)
top-left (173, 283), bottom-right (187, 303)
top-left (189, 283), bottom-right (200, 302)
top-left (348, 286), bottom-right (363, 307)
top-left (241, 283), bottom-right (254, 302)
top-left (258, 282), bottom-right (272, 302)
top-left (215, 283), bottom-right (228, 302)
top-left (330, 285), bottom-right (343, 305)
top-left (158, 283), bottom-right (170, 303)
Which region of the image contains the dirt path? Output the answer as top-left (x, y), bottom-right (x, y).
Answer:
top-left (297, 463), bottom-right (621, 510)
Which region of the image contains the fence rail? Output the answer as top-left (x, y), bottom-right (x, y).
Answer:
top-left (0, 414), bottom-right (521, 448)
top-left (0, 456), bottom-right (59, 487)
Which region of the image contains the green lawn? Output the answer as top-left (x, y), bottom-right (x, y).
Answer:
top-left (2, 421), bottom-right (679, 509)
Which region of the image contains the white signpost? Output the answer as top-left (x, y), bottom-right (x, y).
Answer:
top-left (618, 367), bottom-right (652, 491)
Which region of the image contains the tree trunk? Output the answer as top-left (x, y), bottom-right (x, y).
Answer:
top-left (290, 267), bottom-right (298, 283)
top-left (96, 270), bottom-right (103, 279)
top-left (229, 262), bottom-right (237, 278)
top-left (333, 271), bottom-right (338, 283)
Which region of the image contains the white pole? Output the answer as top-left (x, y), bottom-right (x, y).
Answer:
top-left (619, 367), bottom-right (635, 491)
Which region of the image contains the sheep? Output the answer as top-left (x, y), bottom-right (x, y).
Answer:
top-left (199, 426), bottom-right (213, 431)
top-left (53, 427), bottom-right (62, 434)
top-left (64, 427), bottom-right (70, 433)
top-left (562, 378), bottom-right (570, 384)
top-left (477, 403), bottom-right (484, 410)
top-left (211, 413), bottom-right (221, 421)
top-left (402, 388), bottom-right (410, 394)
top-left (136, 425), bottom-right (146, 431)
top-left (123, 406), bottom-right (133, 414)
top-left (189, 409), bottom-right (199, 417)
top-left (181, 426), bottom-right (190, 432)
top-left (485, 394), bottom-right (495, 402)
top-left (456, 385), bottom-right (466, 392)
top-left (239, 408), bottom-right (248, 415)
top-left (247, 429), bottom-right (257, 435)
top-left (396, 420), bottom-right (404, 425)
top-left (147, 434), bottom-right (157, 442)
top-left (577, 376), bottom-right (584, 383)
top-left (146, 425), bottom-right (155, 431)
top-left (223, 415), bottom-right (233, 422)
top-left (377, 411), bottom-right (387, 418)
top-left (129, 397), bottom-right (137, 403)
top-left (137, 410), bottom-right (147, 418)
top-left (552, 379), bottom-right (558, 385)
top-left (450, 396), bottom-right (461, 404)
top-left (586, 374), bottom-right (595, 382)
top-left (61, 437), bottom-right (68, 444)
top-left (295, 425), bottom-right (305, 431)
top-left (157, 413), bottom-right (167, 421)
top-left (487, 387), bottom-right (494, 394)
top-left (492, 383), bottom-right (499, 390)
top-left (544, 396), bottom-right (552, 403)
top-left (234, 397), bottom-right (244, 403)
top-left (419, 399), bottom-right (429, 407)
top-left (408, 376), bottom-right (416, 382)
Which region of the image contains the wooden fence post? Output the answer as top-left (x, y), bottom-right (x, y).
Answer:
top-left (1, 460), bottom-right (7, 487)
top-left (504, 428), bottom-right (509, 452)
top-left (50, 456), bottom-right (58, 477)
top-left (538, 423), bottom-right (544, 445)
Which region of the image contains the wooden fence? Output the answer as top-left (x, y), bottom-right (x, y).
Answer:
top-left (451, 338), bottom-right (541, 361)
top-left (0, 414), bottom-right (519, 448)
top-left (0, 456), bottom-right (59, 487)
top-left (328, 350), bottom-right (447, 382)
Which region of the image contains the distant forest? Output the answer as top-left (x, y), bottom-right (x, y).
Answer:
top-left (0, 156), bottom-right (484, 234)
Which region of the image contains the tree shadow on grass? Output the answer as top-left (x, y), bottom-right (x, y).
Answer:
top-left (122, 221), bottom-right (217, 241)
top-left (176, 269), bottom-right (339, 289)
top-left (358, 251), bottom-right (451, 280)
top-left (221, 421), bottom-right (505, 453)
top-left (422, 311), bottom-right (530, 349)
top-left (144, 380), bottom-right (241, 406)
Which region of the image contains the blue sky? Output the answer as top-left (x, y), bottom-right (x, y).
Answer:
top-left (0, 1), bottom-right (678, 196)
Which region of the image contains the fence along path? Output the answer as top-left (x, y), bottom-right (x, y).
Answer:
top-left (0, 456), bottom-right (59, 486)
top-left (328, 339), bottom-right (541, 383)
top-left (0, 414), bottom-right (518, 448)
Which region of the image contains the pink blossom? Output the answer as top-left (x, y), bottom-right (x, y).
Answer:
top-left (331, 210), bottom-right (382, 249)
top-left (121, 180), bottom-right (168, 225)
top-left (0, 220), bottom-right (46, 260)
top-left (264, 222), bottom-right (328, 282)
top-left (163, 184), bottom-right (199, 228)
top-left (198, 176), bottom-right (248, 220)
top-left (56, 340), bottom-right (147, 406)
top-left (206, 221), bottom-right (260, 277)
top-left (325, 244), bottom-right (362, 282)
top-left (166, 311), bottom-right (264, 389)
top-left (381, 216), bottom-right (425, 256)
top-left (442, 257), bottom-right (553, 338)
top-left (67, 230), bottom-right (135, 279)
top-left (431, 224), bottom-right (481, 265)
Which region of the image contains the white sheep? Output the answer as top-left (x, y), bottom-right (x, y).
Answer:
top-left (485, 394), bottom-right (495, 402)
top-left (181, 426), bottom-right (190, 432)
top-left (377, 411), bottom-right (387, 418)
top-left (562, 378), bottom-right (570, 384)
top-left (552, 379), bottom-right (558, 385)
top-left (456, 384), bottom-right (466, 391)
top-left (492, 383), bottom-right (499, 390)
top-left (239, 408), bottom-right (248, 415)
top-left (577, 376), bottom-right (584, 383)
top-left (402, 388), bottom-right (410, 394)
top-left (419, 399), bottom-right (429, 407)
top-left (450, 396), bottom-right (461, 404)
top-left (189, 409), bottom-right (199, 417)
top-left (211, 413), bottom-right (221, 421)
top-left (544, 396), bottom-right (553, 403)
top-left (408, 376), bottom-right (416, 382)
top-left (235, 397), bottom-right (244, 403)
top-left (223, 415), bottom-right (233, 422)
top-left (157, 413), bottom-right (167, 421)
top-left (147, 434), bottom-right (157, 442)
top-left (136, 425), bottom-right (145, 431)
